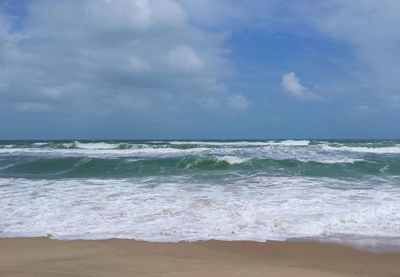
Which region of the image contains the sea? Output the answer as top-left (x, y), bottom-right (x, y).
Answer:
top-left (1, 140), bottom-right (399, 250)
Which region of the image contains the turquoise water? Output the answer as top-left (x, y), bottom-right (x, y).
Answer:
top-left (1, 140), bottom-right (400, 179)
top-left (0, 140), bottom-right (400, 247)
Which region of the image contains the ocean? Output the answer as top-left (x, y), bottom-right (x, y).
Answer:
top-left (1, 140), bottom-right (399, 249)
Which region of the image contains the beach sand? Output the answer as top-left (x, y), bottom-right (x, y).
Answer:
top-left (1, 238), bottom-right (399, 276)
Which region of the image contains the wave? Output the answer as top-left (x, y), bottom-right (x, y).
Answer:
top-left (3, 140), bottom-right (400, 155)
top-left (167, 140), bottom-right (311, 147)
top-left (1, 176), bottom-right (399, 243)
top-left (0, 143), bottom-right (361, 160)
top-left (322, 145), bottom-right (400, 154)
top-left (1, 140), bottom-right (399, 179)
top-left (1, 139), bottom-right (400, 248)
top-left (32, 142), bottom-right (47, 146)
top-left (1, 155), bottom-right (399, 179)
top-left (215, 156), bottom-right (250, 164)
top-left (298, 157), bottom-right (363, 164)
top-left (0, 141), bottom-right (143, 150)
top-left (0, 140), bottom-right (312, 151)
top-left (73, 141), bottom-right (120, 149)
top-left (0, 146), bottom-right (210, 157)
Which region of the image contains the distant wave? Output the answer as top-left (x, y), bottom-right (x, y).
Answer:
top-left (2, 155), bottom-right (399, 179)
top-left (322, 145), bottom-right (400, 154)
top-left (167, 140), bottom-right (311, 147)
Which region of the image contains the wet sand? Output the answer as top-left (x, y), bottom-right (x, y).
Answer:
top-left (1, 238), bottom-right (399, 276)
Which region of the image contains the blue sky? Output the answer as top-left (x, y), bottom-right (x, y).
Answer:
top-left (0, 0), bottom-right (399, 139)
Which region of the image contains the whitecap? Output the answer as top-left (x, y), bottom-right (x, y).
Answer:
top-left (167, 140), bottom-right (310, 147)
top-left (322, 145), bottom-right (400, 154)
top-left (216, 156), bottom-right (249, 164)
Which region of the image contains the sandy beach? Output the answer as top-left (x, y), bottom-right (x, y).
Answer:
top-left (1, 238), bottom-right (399, 276)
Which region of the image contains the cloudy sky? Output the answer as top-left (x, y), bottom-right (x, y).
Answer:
top-left (1, 0), bottom-right (399, 139)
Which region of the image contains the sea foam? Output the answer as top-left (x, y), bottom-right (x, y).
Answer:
top-left (0, 177), bottom-right (399, 243)
top-left (1, 140), bottom-right (400, 249)
top-left (321, 145), bottom-right (400, 154)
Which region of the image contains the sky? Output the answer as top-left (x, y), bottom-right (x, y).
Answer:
top-left (0, 0), bottom-right (399, 139)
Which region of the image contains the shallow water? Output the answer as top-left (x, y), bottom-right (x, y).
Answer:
top-left (1, 140), bottom-right (399, 248)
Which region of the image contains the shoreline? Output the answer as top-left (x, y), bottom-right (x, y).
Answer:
top-left (1, 238), bottom-right (400, 276)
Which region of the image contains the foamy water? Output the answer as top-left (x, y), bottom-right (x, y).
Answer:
top-left (1, 140), bottom-right (400, 249)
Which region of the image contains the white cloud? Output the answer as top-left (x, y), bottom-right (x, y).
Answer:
top-left (178, 0), bottom-right (285, 28)
top-left (281, 72), bottom-right (315, 98)
top-left (184, 1), bottom-right (400, 103)
top-left (125, 57), bottom-right (151, 73)
top-left (16, 102), bottom-right (55, 112)
top-left (305, 1), bottom-right (400, 96)
top-left (226, 94), bottom-right (251, 110)
top-left (0, 0), bottom-right (250, 116)
top-left (352, 105), bottom-right (379, 118)
top-left (168, 45), bottom-right (204, 72)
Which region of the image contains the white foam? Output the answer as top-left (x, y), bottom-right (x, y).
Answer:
top-left (0, 144), bottom-right (364, 165)
top-left (1, 177), bottom-right (399, 244)
top-left (298, 157), bottom-right (363, 164)
top-left (322, 145), bottom-right (400, 154)
top-left (168, 140), bottom-right (310, 147)
top-left (0, 147), bottom-right (210, 157)
top-left (61, 142), bottom-right (74, 148)
top-left (273, 140), bottom-right (311, 146)
top-left (32, 142), bottom-right (47, 146)
top-left (73, 142), bottom-right (121, 149)
top-left (216, 156), bottom-right (249, 164)
top-left (0, 145), bottom-right (15, 149)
